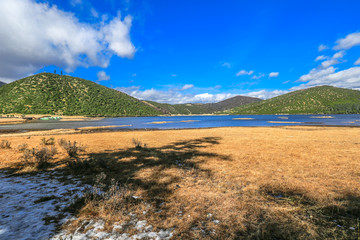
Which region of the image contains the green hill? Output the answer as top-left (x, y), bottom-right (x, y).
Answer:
top-left (0, 73), bottom-right (161, 116)
top-left (228, 86), bottom-right (360, 115)
top-left (145, 95), bottom-right (261, 114)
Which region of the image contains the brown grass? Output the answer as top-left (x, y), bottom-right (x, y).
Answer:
top-left (1, 126), bottom-right (360, 239)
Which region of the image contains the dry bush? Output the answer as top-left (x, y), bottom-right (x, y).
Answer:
top-left (41, 137), bottom-right (55, 146)
top-left (81, 173), bottom-right (140, 221)
top-left (58, 138), bottom-right (85, 157)
top-left (17, 143), bottom-right (28, 152)
top-left (21, 147), bottom-right (57, 169)
top-left (66, 158), bottom-right (110, 174)
top-left (132, 138), bottom-right (147, 149)
top-left (0, 140), bottom-right (11, 149)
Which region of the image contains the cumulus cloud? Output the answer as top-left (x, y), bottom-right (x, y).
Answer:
top-left (334, 32), bottom-right (360, 50)
top-left (315, 55), bottom-right (327, 61)
top-left (269, 72), bottom-right (279, 78)
top-left (0, 0), bottom-right (135, 80)
top-left (181, 84), bottom-right (194, 90)
top-left (354, 58), bottom-right (360, 65)
top-left (318, 44), bottom-right (329, 51)
top-left (221, 62), bottom-right (231, 68)
top-left (236, 70), bottom-right (254, 76)
top-left (332, 51), bottom-right (346, 59)
top-left (245, 90), bottom-right (288, 99)
top-left (116, 86), bottom-right (235, 104)
top-left (293, 66), bottom-right (360, 90)
top-left (321, 59), bottom-right (340, 68)
top-left (251, 73), bottom-right (265, 79)
top-left (97, 71), bottom-right (110, 81)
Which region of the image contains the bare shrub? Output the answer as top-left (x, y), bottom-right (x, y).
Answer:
top-left (21, 147), bottom-right (57, 169)
top-left (132, 138), bottom-right (147, 149)
top-left (58, 138), bottom-right (85, 157)
top-left (17, 143), bottom-right (28, 152)
top-left (0, 140), bottom-right (11, 149)
top-left (41, 137), bottom-right (55, 146)
top-left (83, 173), bottom-right (138, 218)
top-left (66, 158), bottom-right (109, 174)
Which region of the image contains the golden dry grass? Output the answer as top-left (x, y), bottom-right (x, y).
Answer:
top-left (1, 126), bottom-right (360, 239)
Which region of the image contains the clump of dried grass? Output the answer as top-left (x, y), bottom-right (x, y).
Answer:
top-left (58, 138), bottom-right (86, 157)
top-left (0, 139), bottom-right (11, 149)
top-left (41, 137), bottom-right (55, 146)
top-left (132, 138), bottom-right (147, 149)
top-left (21, 146), bottom-right (57, 169)
top-left (17, 143), bottom-right (28, 152)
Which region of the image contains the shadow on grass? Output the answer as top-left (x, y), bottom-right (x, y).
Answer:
top-left (60, 136), bottom-right (231, 216)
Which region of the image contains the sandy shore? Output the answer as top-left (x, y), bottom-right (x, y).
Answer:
top-left (0, 114), bottom-right (103, 125)
top-left (1, 126), bottom-right (359, 238)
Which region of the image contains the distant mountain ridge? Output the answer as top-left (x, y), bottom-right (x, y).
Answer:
top-left (0, 73), bottom-right (161, 116)
top-left (229, 86), bottom-right (360, 114)
top-left (145, 95), bottom-right (262, 114)
top-left (0, 81), bottom-right (5, 87)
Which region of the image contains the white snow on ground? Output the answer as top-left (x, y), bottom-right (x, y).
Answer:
top-left (53, 219), bottom-right (174, 240)
top-left (0, 170), bottom-right (85, 240)
top-left (0, 170), bottom-right (174, 240)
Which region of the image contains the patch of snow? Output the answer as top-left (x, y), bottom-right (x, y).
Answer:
top-left (0, 171), bottom-right (85, 240)
top-left (53, 219), bottom-right (174, 240)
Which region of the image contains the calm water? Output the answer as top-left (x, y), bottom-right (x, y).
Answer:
top-left (1, 114), bottom-right (360, 131)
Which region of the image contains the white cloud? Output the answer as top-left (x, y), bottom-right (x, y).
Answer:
top-left (354, 58), bottom-right (360, 65)
top-left (334, 32), bottom-right (360, 50)
top-left (115, 87), bottom-right (235, 104)
top-left (332, 51), bottom-right (346, 59)
top-left (293, 66), bottom-right (360, 90)
top-left (0, 0), bottom-right (135, 80)
top-left (236, 70), bottom-right (254, 76)
top-left (321, 59), bottom-right (340, 68)
top-left (181, 84), bottom-right (194, 90)
top-left (245, 90), bottom-right (288, 99)
top-left (315, 55), bottom-right (327, 61)
top-left (269, 72), bottom-right (279, 78)
top-left (97, 71), bottom-right (110, 81)
top-left (70, 0), bottom-right (82, 6)
top-left (318, 44), bottom-right (329, 51)
top-left (221, 62), bottom-right (231, 68)
top-left (298, 66), bottom-right (336, 82)
top-left (251, 73), bottom-right (265, 79)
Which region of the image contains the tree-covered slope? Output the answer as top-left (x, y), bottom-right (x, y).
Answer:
top-left (0, 73), bottom-right (161, 116)
top-left (229, 86), bottom-right (360, 114)
top-left (146, 95), bottom-right (261, 114)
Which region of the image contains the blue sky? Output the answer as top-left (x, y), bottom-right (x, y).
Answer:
top-left (1, 0), bottom-right (360, 103)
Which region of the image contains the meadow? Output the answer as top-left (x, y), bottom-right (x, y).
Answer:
top-left (1, 126), bottom-right (359, 239)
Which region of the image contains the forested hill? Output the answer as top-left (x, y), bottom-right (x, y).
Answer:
top-left (0, 73), bottom-right (161, 116)
top-left (229, 86), bottom-right (360, 114)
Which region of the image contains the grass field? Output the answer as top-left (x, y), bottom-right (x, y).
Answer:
top-left (1, 126), bottom-right (360, 239)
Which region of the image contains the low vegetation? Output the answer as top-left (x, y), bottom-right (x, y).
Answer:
top-left (229, 85), bottom-right (360, 114)
top-left (0, 139), bottom-right (11, 149)
top-left (1, 127), bottom-right (360, 239)
top-left (21, 146), bottom-right (57, 169)
top-left (58, 138), bottom-right (86, 157)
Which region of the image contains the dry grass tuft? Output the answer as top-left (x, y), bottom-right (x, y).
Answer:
top-left (21, 146), bottom-right (57, 169)
top-left (41, 137), bottom-right (55, 146)
top-left (58, 138), bottom-right (86, 157)
top-left (0, 139), bottom-right (11, 149)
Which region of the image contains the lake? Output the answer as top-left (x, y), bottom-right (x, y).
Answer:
top-left (1, 114), bottom-right (360, 131)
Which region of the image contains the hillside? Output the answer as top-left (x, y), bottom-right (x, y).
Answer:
top-left (146, 95), bottom-right (261, 114)
top-left (0, 73), bottom-right (161, 116)
top-left (229, 86), bottom-right (360, 114)
top-left (0, 81), bottom-right (5, 87)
